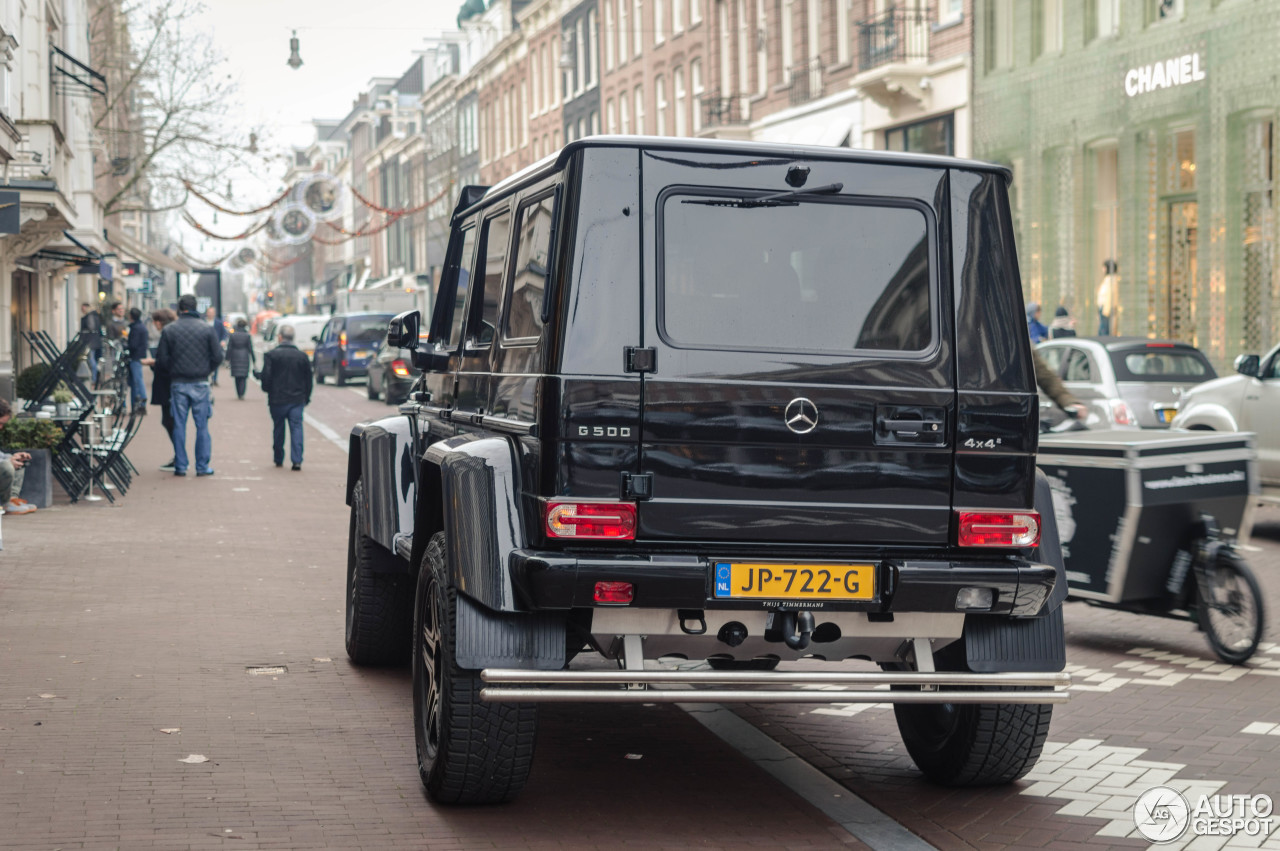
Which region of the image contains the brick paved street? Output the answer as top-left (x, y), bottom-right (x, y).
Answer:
top-left (4, 376), bottom-right (1280, 850)
top-left (0, 380), bottom-right (861, 851)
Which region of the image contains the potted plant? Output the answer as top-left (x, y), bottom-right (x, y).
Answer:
top-left (15, 363), bottom-right (51, 404)
top-left (52, 386), bottom-right (74, 417)
top-left (0, 417), bottom-right (63, 508)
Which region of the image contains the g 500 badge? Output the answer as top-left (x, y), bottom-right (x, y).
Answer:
top-left (578, 426), bottom-right (633, 438)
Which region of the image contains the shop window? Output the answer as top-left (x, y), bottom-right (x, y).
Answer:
top-left (986, 0), bottom-right (1014, 72)
top-left (1148, 0), bottom-right (1182, 24)
top-left (1034, 0), bottom-right (1063, 59)
top-left (1090, 144), bottom-right (1119, 328)
top-left (1170, 128), bottom-right (1196, 193)
top-left (885, 114), bottom-right (954, 156)
top-left (1087, 0), bottom-right (1120, 40)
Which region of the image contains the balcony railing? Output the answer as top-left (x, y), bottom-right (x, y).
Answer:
top-left (701, 92), bottom-right (742, 128)
top-left (789, 60), bottom-right (823, 106)
top-left (857, 5), bottom-right (931, 73)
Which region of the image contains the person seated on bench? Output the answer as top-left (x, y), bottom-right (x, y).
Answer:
top-left (0, 398), bottom-right (35, 515)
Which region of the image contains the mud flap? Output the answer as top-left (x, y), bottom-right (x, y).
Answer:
top-left (963, 470), bottom-right (1067, 673)
top-left (454, 594), bottom-right (566, 671)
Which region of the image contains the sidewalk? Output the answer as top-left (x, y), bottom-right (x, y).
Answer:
top-left (0, 378), bottom-right (864, 850)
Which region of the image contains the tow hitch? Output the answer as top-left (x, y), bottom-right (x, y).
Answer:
top-left (775, 609), bottom-right (815, 650)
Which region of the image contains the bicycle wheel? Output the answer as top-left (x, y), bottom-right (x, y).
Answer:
top-left (1199, 548), bottom-right (1265, 664)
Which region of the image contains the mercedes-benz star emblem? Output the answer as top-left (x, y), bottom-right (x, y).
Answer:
top-left (784, 397), bottom-right (819, 434)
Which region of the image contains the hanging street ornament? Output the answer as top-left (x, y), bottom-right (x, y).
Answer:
top-left (263, 214), bottom-right (286, 245)
top-left (273, 203), bottom-right (316, 245)
top-left (294, 173), bottom-right (347, 221)
top-left (287, 30), bottom-right (303, 70)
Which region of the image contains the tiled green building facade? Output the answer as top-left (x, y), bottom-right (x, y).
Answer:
top-left (973, 0), bottom-right (1278, 367)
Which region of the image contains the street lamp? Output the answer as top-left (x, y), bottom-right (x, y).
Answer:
top-left (287, 30), bottom-right (303, 70)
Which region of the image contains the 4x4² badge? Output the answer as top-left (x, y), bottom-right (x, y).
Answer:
top-left (784, 397), bottom-right (819, 434)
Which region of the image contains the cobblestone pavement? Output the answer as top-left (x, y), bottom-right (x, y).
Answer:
top-left (729, 516), bottom-right (1280, 851)
top-left (7, 377), bottom-right (1279, 850)
top-left (0, 380), bottom-right (862, 851)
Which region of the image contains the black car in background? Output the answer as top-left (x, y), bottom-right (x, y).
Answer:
top-left (313, 312), bottom-right (395, 385)
top-left (366, 344), bottom-right (420, 404)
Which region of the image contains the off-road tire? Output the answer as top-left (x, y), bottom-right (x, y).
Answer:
top-left (344, 479), bottom-right (413, 666)
top-left (1201, 548), bottom-right (1265, 664)
top-left (414, 532), bottom-right (538, 804)
top-left (894, 692), bottom-right (1052, 786)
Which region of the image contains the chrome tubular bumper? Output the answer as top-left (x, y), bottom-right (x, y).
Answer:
top-left (479, 669), bottom-right (1072, 704)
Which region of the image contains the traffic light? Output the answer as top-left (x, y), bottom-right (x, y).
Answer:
top-left (121, 262), bottom-right (141, 276)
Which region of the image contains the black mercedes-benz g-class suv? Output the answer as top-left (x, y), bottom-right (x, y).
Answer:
top-left (344, 137), bottom-right (1070, 805)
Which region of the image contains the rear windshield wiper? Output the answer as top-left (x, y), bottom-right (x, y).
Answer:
top-left (682, 182), bottom-right (844, 208)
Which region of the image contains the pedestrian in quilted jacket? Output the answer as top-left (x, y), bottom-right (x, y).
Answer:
top-left (155, 294), bottom-right (223, 477)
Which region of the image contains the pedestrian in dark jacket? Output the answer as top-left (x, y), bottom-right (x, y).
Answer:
top-left (257, 324), bottom-right (312, 471)
top-left (155, 294), bottom-right (224, 477)
top-left (127, 307), bottom-right (149, 413)
top-left (79, 303), bottom-right (102, 386)
top-left (143, 309), bottom-right (178, 470)
top-left (225, 320), bottom-right (256, 400)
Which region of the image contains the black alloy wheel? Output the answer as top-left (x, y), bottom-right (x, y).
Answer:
top-left (413, 532), bottom-right (538, 804)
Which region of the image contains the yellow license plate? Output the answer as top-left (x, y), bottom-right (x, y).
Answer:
top-left (355, 349), bottom-right (372, 359)
top-left (1157, 408), bottom-right (1175, 423)
top-left (713, 562), bottom-right (875, 600)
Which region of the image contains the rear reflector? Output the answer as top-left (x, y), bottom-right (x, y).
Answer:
top-left (545, 501), bottom-right (637, 540)
top-left (956, 511), bottom-right (1040, 548)
top-left (594, 581), bottom-right (634, 604)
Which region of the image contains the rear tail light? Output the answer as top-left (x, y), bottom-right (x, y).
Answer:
top-left (339, 330), bottom-right (348, 347)
top-left (956, 511), bottom-right (1040, 548)
top-left (391, 359), bottom-right (411, 377)
top-left (545, 501), bottom-right (637, 540)
top-left (1146, 342), bottom-right (1175, 348)
top-left (1109, 399), bottom-right (1135, 426)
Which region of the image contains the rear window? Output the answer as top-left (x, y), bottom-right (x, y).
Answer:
top-left (1111, 348), bottom-right (1217, 382)
top-left (345, 315), bottom-right (395, 343)
top-left (659, 192), bottom-right (933, 354)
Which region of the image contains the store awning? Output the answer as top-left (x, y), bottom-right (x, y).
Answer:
top-left (33, 230), bottom-right (101, 266)
top-left (104, 226), bottom-right (191, 274)
top-left (753, 100), bottom-right (861, 148)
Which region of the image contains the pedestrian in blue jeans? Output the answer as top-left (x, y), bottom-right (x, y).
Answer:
top-left (155, 294), bottom-right (224, 477)
top-left (257, 324), bottom-right (312, 471)
top-left (126, 307), bottom-right (149, 413)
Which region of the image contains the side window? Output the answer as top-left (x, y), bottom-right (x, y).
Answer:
top-left (472, 210), bottom-right (512, 347)
top-left (444, 225), bottom-right (479, 347)
top-left (1038, 346), bottom-right (1064, 373)
top-left (1063, 349), bottom-right (1094, 382)
top-left (504, 193), bottom-right (556, 342)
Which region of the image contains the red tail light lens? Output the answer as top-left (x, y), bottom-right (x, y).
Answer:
top-left (957, 511), bottom-right (1040, 548)
top-left (339, 331), bottom-right (348, 347)
top-left (545, 501), bottom-right (637, 540)
top-left (391, 359), bottom-right (411, 377)
top-left (1109, 399), bottom-right (1134, 426)
top-left (593, 581), bottom-right (634, 604)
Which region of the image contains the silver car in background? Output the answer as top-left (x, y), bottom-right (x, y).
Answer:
top-left (1036, 337), bottom-right (1217, 429)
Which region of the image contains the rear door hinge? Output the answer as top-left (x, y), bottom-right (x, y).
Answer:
top-left (624, 346), bottom-right (656, 373)
top-left (621, 472), bottom-right (653, 500)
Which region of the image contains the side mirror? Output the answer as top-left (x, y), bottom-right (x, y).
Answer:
top-left (1235, 354), bottom-right (1261, 377)
top-left (311, 335), bottom-right (321, 343)
top-left (387, 309), bottom-right (420, 349)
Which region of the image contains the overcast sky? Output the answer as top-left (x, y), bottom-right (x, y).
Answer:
top-left (195, 0), bottom-right (458, 175)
